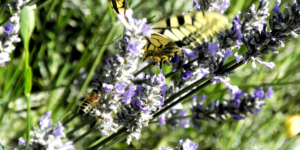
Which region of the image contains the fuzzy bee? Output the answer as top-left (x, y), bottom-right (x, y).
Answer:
top-left (79, 89), bottom-right (101, 115)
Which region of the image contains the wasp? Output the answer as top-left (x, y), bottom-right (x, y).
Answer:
top-left (79, 89), bottom-right (101, 115)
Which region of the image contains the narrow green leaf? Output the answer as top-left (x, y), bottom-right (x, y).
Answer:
top-left (20, 6), bottom-right (35, 48)
top-left (24, 67), bottom-right (32, 95)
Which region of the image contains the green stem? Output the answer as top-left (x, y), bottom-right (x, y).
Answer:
top-left (87, 128), bottom-right (127, 150)
top-left (73, 126), bottom-right (98, 144)
top-left (150, 115), bottom-right (191, 123)
top-left (100, 132), bottom-right (129, 150)
top-left (66, 118), bottom-right (95, 138)
top-left (62, 113), bottom-right (79, 126)
top-left (25, 95), bottom-right (30, 150)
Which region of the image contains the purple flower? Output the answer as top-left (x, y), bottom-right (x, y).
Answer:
top-left (122, 84), bottom-right (135, 104)
top-left (135, 85), bottom-right (143, 95)
top-left (217, 0), bottom-right (230, 14)
top-left (177, 111), bottom-right (189, 128)
top-left (158, 114), bottom-right (166, 125)
top-left (122, 96), bottom-right (132, 104)
top-left (253, 87), bottom-right (264, 99)
top-left (231, 114), bottom-right (245, 121)
top-left (156, 70), bottom-right (165, 85)
top-left (211, 76), bottom-right (220, 84)
top-left (18, 137), bottom-right (26, 145)
top-left (208, 42), bottom-right (218, 57)
top-left (231, 99), bottom-right (241, 108)
top-left (199, 68), bottom-right (208, 79)
top-left (180, 139), bottom-right (198, 150)
top-left (272, 0), bottom-right (281, 15)
top-left (39, 111), bottom-right (52, 129)
top-left (54, 122), bottom-right (64, 137)
top-left (232, 90), bottom-right (244, 100)
top-left (103, 83), bottom-right (113, 93)
top-left (193, 0), bottom-right (199, 8)
top-left (233, 11), bottom-right (243, 45)
top-left (106, 57), bottom-right (113, 65)
top-left (128, 43), bottom-right (139, 54)
top-left (171, 54), bottom-right (179, 64)
top-left (234, 52), bottom-right (243, 63)
top-left (199, 95), bottom-right (206, 104)
top-left (115, 84), bottom-right (127, 94)
top-left (4, 22), bottom-right (14, 35)
top-left (256, 19), bottom-right (267, 33)
top-left (142, 24), bottom-right (153, 37)
top-left (183, 49), bottom-right (199, 60)
top-left (262, 61), bottom-right (275, 69)
top-left (265, 86), bottom-right (274, 98)
top-left (223, 49), bottom-right (232, 58)
top-left (0, 52), bottom-right (11, 67)
top-left (181, 69), bottom-right (193, 81)
top-left (160, 85), bottom-right (168, 95)
top-left (179, 119), bottom-right (190, 128)
top-left (135, 98), bottom-right (144, 109)
top-left (192, 95), bottom-right (197, 102)
top-left (156, 96), bottom-right (164, 108)
top-left (159, 147), bottom-right (172, 150)
top-left (143, 106), bottom-right (152, 114)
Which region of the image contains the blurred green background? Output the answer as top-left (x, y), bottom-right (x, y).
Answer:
top-left (0, 0), bottom-right (300, 149)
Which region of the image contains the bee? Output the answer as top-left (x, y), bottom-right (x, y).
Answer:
top-left (79, 89), bottom-right (101, 115)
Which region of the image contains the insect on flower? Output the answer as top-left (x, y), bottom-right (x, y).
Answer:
top-left (79, 89), bottom-right (101, 115)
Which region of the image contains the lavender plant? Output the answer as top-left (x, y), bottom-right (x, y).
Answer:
top-left (0, 0), bottom-right (36, 66)
top-left (15, 111), bottom-right (74, 150)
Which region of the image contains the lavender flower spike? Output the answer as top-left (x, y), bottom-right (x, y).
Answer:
top-left (1, 0), bottom-right (36, 67)
top-left (16, 111), bottom-right (74, 149)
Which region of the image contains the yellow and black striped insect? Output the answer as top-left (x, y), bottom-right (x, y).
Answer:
top-left (79, 89), bottom-right (101, 115)
top-left (109, 0), bottom-right (228, 64)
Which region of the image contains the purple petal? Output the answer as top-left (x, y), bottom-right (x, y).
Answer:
top-left (143, 106), bottom-right (152, 114)
top-left (234, 52), bottom-right (243, 63)
top-left (156, 70), bottom-right (165, 85)
top-left (265, 86), bottom-right (274, 98)
top-left (0, 52), bottom-right (11, 67)
top-left (208, 42), bottom-right (218, 57)
top-left (211, 76), bottom-right (220, 84)
top-left (253, 87), bottom-right (264, 99)
top-left (193, 0), bottom-right (199, 8)
top-left (272, 0), bottom-right (281, 15)
top-left (39, 111), bottom-right (52, 129)
top-left (223, 49), bottom-right (232, 58)
top-left (18, 137), bottom-right (26, 145)
top-left (160, 85), bottom-right (168, 95)
top-left (116, 84), bottom-right (127, 94)
top-left (158, 114), bottom-right (166, 125)
top-left (217, 0), bottom-right (230, 14)
top-left (54, 122), bottom-right (65, 137)
top-left (181, 69), bottom-right (193, 81)
top-left (231, 114), bottom-right (245, 121)
top-left (4, 22), bottom-right (14, 35)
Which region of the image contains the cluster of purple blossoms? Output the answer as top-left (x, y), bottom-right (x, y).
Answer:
top-left (0, 0), bottom-right (36, 67)
top-left (159, 139), bottom-right (198, 150)
top-left (191, 87), bottom-right (274, 130)
top-left (16, 111), bottom-right (74, 150)
top-left (84, 8), bottom-right (158, 143)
